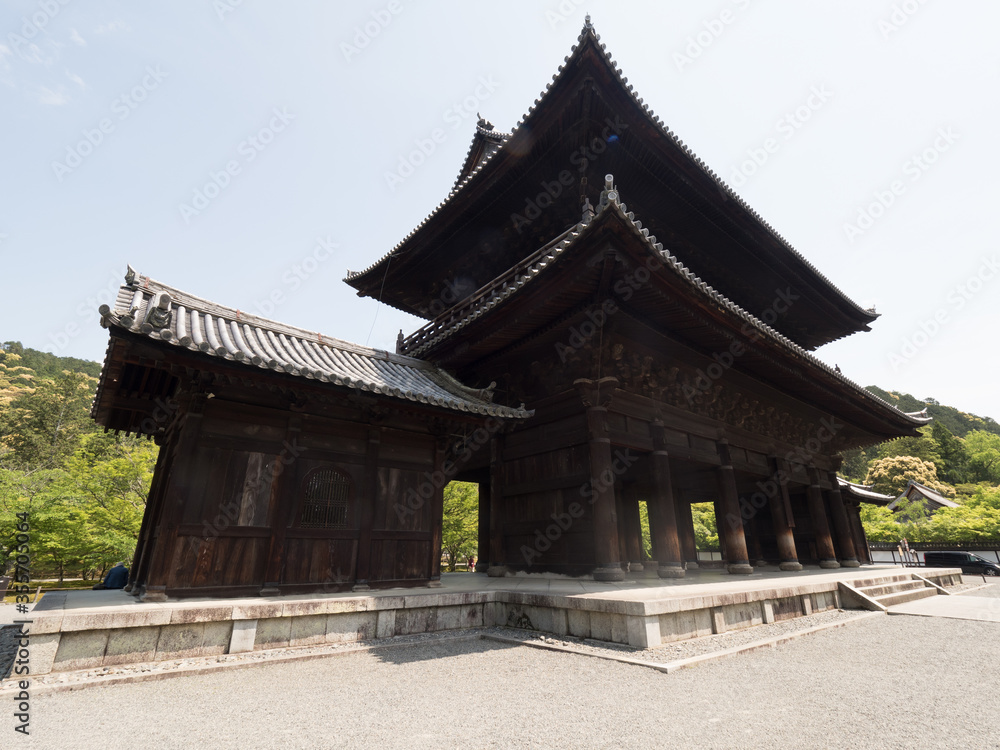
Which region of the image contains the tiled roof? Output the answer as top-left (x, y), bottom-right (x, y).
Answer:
top-left (838, 478), bottom-right (894, 504)
top-left (399, 179), bottom-right (929, 429)
top-left (451, 119), bottom-right (509, 192)
top-left (889, 480), bottom-right (960, 510)
top-left (98, 269), bottom-right (532, 420)
top-left (346, 18), bottom-right (876, 328)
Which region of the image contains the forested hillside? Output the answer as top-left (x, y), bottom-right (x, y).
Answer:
top-left (0, 341), bottom-right (156, 582)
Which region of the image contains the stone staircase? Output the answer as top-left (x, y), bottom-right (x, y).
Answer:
top-left (839, 572), bottom-right (947, 612)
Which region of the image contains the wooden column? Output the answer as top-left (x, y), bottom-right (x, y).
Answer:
top-left (716, 441), bottom-right (753, 575)
top-left (261, 415), bottom-right (303, 594)
top-left (620, 483), bottom-right (644, 572)
top-left (825, 472), bottom-right (860, 567)
top-left (768, 458), bottom-right (802, 571)
top-left (648, 421), bottom-right (684, 578)
top-left (745, 511), bottom-right (764, 566)
top-left (846, 500), bottom-right (871, 564)
top-left (807, 469), bottom-right (839, 568)
top-left (428, 438), bottom-right (447, 587)
top-left (713, 498), bottom-right (729, 565)
top-left (352, 425), bottom-right (381, 591)
top-left (575, 377), bottom-right (624, 582)
top-left (487, 434), bottom-right (507, 577)
top-left (142, 391), bottom-right (208, 601)
top-left (476, 480), bottom-right (490, 573)
top-left (675, 495), bottom-right (699, 569)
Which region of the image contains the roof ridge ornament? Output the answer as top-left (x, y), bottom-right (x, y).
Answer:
top-left (125, 264), bottom-right (137, 286)
top-left (598, 174), bottom-right (619, 211)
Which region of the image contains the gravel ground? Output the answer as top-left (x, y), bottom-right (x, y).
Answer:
top-left (17, 612), bottom-right (1000, 749)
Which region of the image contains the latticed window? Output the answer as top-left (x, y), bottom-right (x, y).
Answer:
top-left (299, 468), bottom-right (351, 529)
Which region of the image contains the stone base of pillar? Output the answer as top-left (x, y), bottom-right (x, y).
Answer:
top-left (840, 559), bottom-right (861, 568)
top-left (427, 577), bottom-right (442, 588)
top-left (487, 565), bottom-right (509, 577)
top-left (141, 586), bottom-right (168, 602)
top-left (685, 561), bottom-right (699, 570)
top-left (727, 563), bottom-right (754, 575)
top-left (754, 559), bottom-right (768, 568)
top-left (628, 561), bottom-right (644, 572)
top-left (818, 559), bottom-right (841, 569)
top-left (657, 564), bottom-right (686, 579)
top-left (475, 562), bottom-right (489, 573)
top-left (352, 581), bottom-right (370, 592)
top-left (779, 561), bottom-right (804, 571)
top-left (593, 564), bottom-right (626, 582)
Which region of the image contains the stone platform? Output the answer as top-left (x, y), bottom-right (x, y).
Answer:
top-left (15, 565), bottom-right (963, 675)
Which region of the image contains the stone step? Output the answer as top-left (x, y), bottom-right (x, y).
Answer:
top-left (858, 580), bottom-right (926, 598)
top-left (850, 575), bottom-right (914, 590)
top-left (877, 587), bottom-right (938, 607)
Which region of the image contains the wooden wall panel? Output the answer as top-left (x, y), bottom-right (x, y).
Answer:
top-left (378, 467), bottom-right (432, 532)
top-left (369, 539), bottom-right (430, 581)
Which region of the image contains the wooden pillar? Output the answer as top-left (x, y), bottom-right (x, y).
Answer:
top-left (807, 469), bottom-right (839, 568)
top-left (825, 472), bottom-right (860, 567)
top-left (142, 391), bottom-right (208, 601)
top-left (487, 434), bottom-right (507, 577)
top-left (846, 500), bottom-right (871, 563)
top-left (675, 495), bottom-right (699, 569)
top-left (575, 377), bottom-right (624, 582)
top-left (352, 425), bottom-right (381, 591)
top-left (713, 498), bottom-right (729, 565)
top-left (648, 421), bottom-right (684, 578)
top-left (745, 510), bottom-right (764, 566)
top-left (716, 441), bottom-right (753, 575)
top-left (768, 458), bottom-right (802, 571)
top-left (428, 438), bottom-right (447, 587)
top-left (476, 480), bottom-right (490, 572)
top-left (620, 483), bottom-right (644, 572)
top-left (260, 415), bottom-right (303, 594)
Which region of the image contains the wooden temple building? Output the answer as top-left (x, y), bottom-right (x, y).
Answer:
top-left (92, 20), bottom-right (929, 599)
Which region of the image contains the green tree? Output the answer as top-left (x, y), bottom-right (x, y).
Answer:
top-left (965, 430), bottom-right (1000, 484)
top-left (441, 481), bottom-right (478, 571)
top-left (691, 502), bottom-right (719, 550)
top-left (865, 455), bottom-right (954, 497)
top-left (931, 422), bottom-right (970, 484)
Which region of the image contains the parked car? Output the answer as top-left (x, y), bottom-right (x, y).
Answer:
top-left (924, 551), bottom-right (1000, 576)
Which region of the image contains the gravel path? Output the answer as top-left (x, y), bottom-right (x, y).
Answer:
top-left (19, 612), bottom-right (1000, 749)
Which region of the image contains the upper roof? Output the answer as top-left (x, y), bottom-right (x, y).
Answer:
top-left (397, 181), bottom-right (929, 441)
top-left (889, 480), bottom-right (960, 510)
top-left (94, 268), bottom-right (532, 421)
top-left (346, 18), bottom-right (878, 350)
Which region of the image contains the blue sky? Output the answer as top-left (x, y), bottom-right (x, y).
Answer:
top-left (2, 1), bottom-right (998, 420)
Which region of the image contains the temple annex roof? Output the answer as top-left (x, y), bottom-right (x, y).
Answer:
top-left (95, 268), bottom-right (532, 421)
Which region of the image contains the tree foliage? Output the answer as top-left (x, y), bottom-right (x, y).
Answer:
top-left (441, 481), bottom-right (478, 571)
top-left (865, 455), bottom-right (954, 497)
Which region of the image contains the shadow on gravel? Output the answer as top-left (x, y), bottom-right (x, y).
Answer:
top-left (369, 635), bottom-right (518, 666)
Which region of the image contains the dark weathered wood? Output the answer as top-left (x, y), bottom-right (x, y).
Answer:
top-left (716, 442), bottom-right (753, 575)
top-left (807, 469), bottom-right (839, 568)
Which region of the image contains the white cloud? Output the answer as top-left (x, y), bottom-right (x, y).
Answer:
top-left (36, 86), bottom-right (69, 105)
top-left (70, 28), bottom-right (87, 46)
top-left (66, 70), bottom-right (85, 89)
